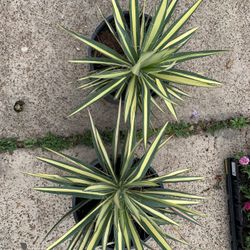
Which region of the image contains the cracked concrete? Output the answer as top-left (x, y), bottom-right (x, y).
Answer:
top-left (1, 0), bottom-right (250, 249)
top-left (1, 129), bottom-right (250, 249)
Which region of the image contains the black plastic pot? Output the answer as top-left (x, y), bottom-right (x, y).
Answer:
top-left (225, 158), bottom-right (249, 250)
top-left (72, 159), bottom-right (164, 249)
top-left (88, 11), bottom-right (152, 104)
top-left (88, 12), bottom-right (130, 65)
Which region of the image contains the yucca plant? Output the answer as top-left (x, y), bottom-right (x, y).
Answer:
top-left (62, 0), bottom-right (224, 147)
top-left (29, 101), bottom-right (205, 250)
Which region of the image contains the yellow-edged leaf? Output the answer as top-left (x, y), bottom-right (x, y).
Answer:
top-left (167, 69), bottom-right (221, 85)
top-left (70, 77), bottom-right (126, 116)
top-left (164, 50), bottom-right (225, 63)
top-left (47, 201), bottom-right (104, 250)
top-left (161, 27), bottom-right (198, 50)
top-left (163, 176), bottom-right (204, 183)
top-left (89, 69), bottom-right (130, 79)
top-left (60, 26), bottom-right (129, 65)
top-left (155, 78), bottom-right (177, 120)
top-left (34, 187), bottom-right (108, 198)
top-left (153, 72), bottom-right (218, 87)
top-left (130, 0), bottom-right (140, 52)
top-left (142, 80), bottom-right (150, 148)
top-left (102, 214), bottom-right (113, 250)
top-left (142, 0), bottom-right (169, 52)
top-left (155, 0), bottom-right (203, 50)
top-left (126, 211), bottom-right (143, 250)
top-left (36, 157), bottom-right (113, 185)
top-left (124, 76), bottom-right (136, 122)
top-left (128, 122), bottom-right (168, 183)
top-left (165, 0), bottom-right (178, 20)
top-left (113, 98), bottom-right (122, 167)
top-left (69, 57), bottom-right (127, 67)
top-left (79, 222), bottom-right (94, 250)
top-left (133, 199), bottom-right (179, 226)
top-left (114, 19), bottom-right (137, 63)
top-left (143, 189), bottom-right (205, 200)
top-left (86, 212), bottom-right (110, 250)
top-left (88, 110), bottom-right (117, 182)
top-left (141, 216), bottom-right (172, 250)
top-left (111, 0), bottom-right (126, 29)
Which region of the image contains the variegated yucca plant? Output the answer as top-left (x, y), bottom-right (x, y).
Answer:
top-left (29, 101), bottom-right (205, 250)
top-left (63, 0), bottom-right (224, 147)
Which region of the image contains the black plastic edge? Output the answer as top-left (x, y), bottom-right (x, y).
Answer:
top-left (225, 158), bottom-right (244, 250)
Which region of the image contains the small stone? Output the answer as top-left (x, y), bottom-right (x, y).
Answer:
top-left (14, 100), bottom-right (25, 113)
top-left (75, 47), bottom-right (81, 51)
top-left (226, 59), bottom-right (233, 69)
top-left (21, 46), bottom-right (29, 53)
top-left (20, 243), bottom-right (27, 250)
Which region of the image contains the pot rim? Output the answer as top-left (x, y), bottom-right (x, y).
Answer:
top-left (88, 11), bottom-right (130, 59)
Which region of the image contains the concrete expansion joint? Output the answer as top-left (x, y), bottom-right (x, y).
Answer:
top-left (0, 116), bottom-right (249, 154)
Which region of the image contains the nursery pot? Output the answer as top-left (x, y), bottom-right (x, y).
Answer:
top-left (88, 11), bottom-right (152, 104)
top-left (72, 159), bottom-right (164, 249)
top-left (225, 157), bottom-right (250, 250)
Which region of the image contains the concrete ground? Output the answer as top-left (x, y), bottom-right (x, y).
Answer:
top-left (1, 0), bottom-right (250, 249)
top-left (1, 129), bottom-right (250, 250)
top-left (1, 0), bottom-right (250, 138)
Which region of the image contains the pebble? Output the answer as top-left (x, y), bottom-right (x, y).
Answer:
top-left (21, 47), bottom-right (29, 53)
